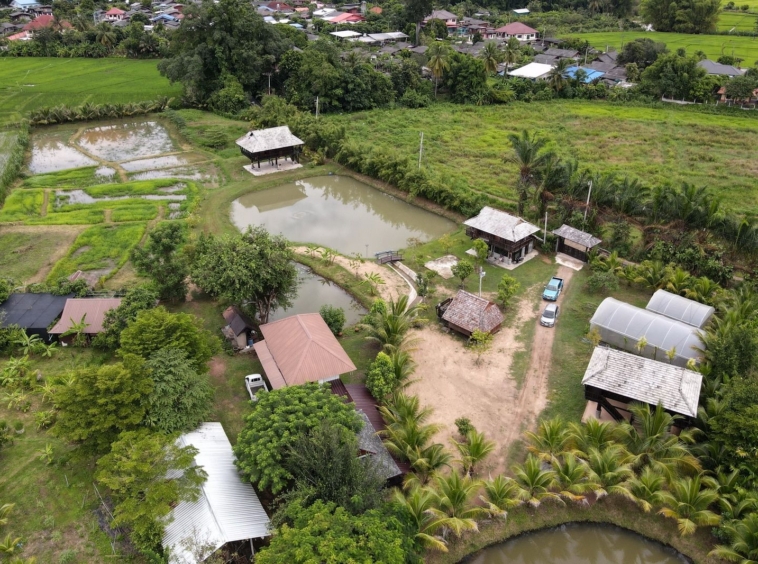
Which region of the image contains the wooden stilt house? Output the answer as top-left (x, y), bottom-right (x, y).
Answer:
top-left (235, 126), bottom-right (304, 169)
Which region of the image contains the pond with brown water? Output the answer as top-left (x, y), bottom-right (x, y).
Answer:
top-left (463, 524), bottom-right (688, 564)
top-left (231, 175), bottom-right (455, 256)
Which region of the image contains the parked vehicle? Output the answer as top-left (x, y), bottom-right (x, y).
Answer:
top-left (542, 276), bottom-right (564, 301)
top-left (245, 374), bottom-right (268, 401)
top-left (540, 304), bottom-right (560, 327)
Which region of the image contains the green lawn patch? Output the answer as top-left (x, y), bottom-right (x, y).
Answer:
top-left (717, 10), bottom-right (758, 32)
top-left (0, 58), bottom-right (181, 125)
top-left (328, 101), bottom-right (758, 215)
top-left (46, 222), bottom-right (147, 282)
top-left (21, 167), bottom-right (112, 189)
top-left (0, 227), bottom-right (80, 283)
top-left (0, 189), bottom-right (45, 222)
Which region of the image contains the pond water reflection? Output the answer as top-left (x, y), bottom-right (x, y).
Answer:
top-left (231, 175), bottom-right (455, 256)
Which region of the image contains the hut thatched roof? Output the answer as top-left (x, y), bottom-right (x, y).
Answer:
top-left (442, 290), bottom-right (503, 334)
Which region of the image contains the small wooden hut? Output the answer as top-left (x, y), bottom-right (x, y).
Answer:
top-left (463, 207), bottom-right (540, 263)
top-left (437, 290), bottom-right (503, 337)
top-left (235, 126), bottom-right (304, 169)
top-left (551, 224), bottom-right (601, 262)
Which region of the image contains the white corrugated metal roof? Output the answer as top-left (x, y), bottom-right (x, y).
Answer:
top-left (163, 423), bottom-right (270, 564)
top-left (464, 206), bottom-right (540, 242)
top-left (582, 346), bottom-right (702, 417)
top-left (646, 290), bottom-right (714, 329)
top-left (507, 62), bottom-right (553, 79)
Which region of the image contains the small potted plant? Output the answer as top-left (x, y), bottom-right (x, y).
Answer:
top-left (13, 421), bottom-right (24, 435)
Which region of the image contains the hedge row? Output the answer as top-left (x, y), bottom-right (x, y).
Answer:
top-left (0, 122), bottom-right (30, 206)
top-left (28, 97), bottom-right (173, 126)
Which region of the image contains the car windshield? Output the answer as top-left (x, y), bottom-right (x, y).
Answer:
top-left (547, 283), bottom-right (558, 291)
top-left (543, 309), bottom-right (555, 318)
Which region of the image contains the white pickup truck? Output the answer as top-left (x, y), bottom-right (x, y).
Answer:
top-left (245, 374), bottom-right (268, 402)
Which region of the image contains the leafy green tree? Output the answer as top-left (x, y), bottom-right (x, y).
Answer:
top-left (234, 384), bottom-right (362, 493)
top-left (472, 239), bottom-right (489, 266)
top-left (367, 351), bottom-right (397, 399)
top-left (131, 222), bottom-right (189, 302)
top-left (479, 41), bottom-right (502, 75)
top-left (445, 52), bottom-right (489, 104)
top-left (406, 0), bottom-right (434, 45)
top-left (0, 279), bottom-right (13, 304)
top-left (208, 73), bottom-right (249, 113)
top-left (258, 500), bottom-right (408, 564)
top-left (641, 0), bottom-right (721, 32)
top-left (617, 38), bottom-right (668, 69)
top-left (319, 304), bottom-right (346, 336)
top-left (53, 360), bottom-right (152, 453)
top-left (725, 74), bottom-right (758, 101)
top-left (93, 285), bottom-right (158, 350)
top-left (427, 42), bottom-right (452, 97)
top-left (451, 259), bottom-right (474, 289)
top-left (497, 274), bottom-right (520, 307)
top-left (190, 227), bottom-right (298, 324)
top-left (96, 429), bottom-right (207, 554)
top-left (284, 421), bottom-right (385, 514)
top-left (709, 376), bottom-right (758, 468)
top-left (158, 0), bottom-right (289, 103)
top-left (141, 348), bottom-right (213, 433)
top-left (641, 52), bottom-right (713, 100)
top-left (119, 306), bottom-right (218, 372)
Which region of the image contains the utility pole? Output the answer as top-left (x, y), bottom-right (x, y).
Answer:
top-left (418, 131), bottom-right (424, 169)
top-left (478, 268), bottom-right (486, 297)
top-left (315, 96), bottom-right (319, 117)
top-left (583, 180), bottom-right (592, 226)
top-left (543, 211), bottom-right (548, 244)
top-left (264, 73), bottom-right (272, 96)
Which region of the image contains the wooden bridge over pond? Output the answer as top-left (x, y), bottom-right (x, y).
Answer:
top-left (375, 250), bottom-right (403, 264)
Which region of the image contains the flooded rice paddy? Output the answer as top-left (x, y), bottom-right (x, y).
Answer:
top-left (76, 120), bottom-right (177, 162)
top-left (28, 131), bottom-right (97, 173)
top-left (231, 176), bottom-right (455, 256)
top-left (464, 525), bottom-right (688, 564)
top-left (269, 263), bottom-right (366, 325)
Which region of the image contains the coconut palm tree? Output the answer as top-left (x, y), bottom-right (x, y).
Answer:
top-left (505, 130), bottom-right (551, 217)
top-left (626, 466), bottom-right (667, 512)
top-left (403, 443), bottom-right (452, 489)
top-left (525, 418), bottom-right (570, 463)
top-left (379, 392), bottom-right (433, 428)
top-left (634, 260), bottom-right (671, 290)
top-left (502, 37), bottom-right (520, 73)
top-left (95, 22), bottom-right (117, 48)
top-left (365, 295), bottom-right (423, 352)
top-left (567, 418), bottom-right (616, 458)
top-left (480, 475), bottom-right (520, 518)
top-left (616, 403), bottom-right (701, 482)
top-left (659, 474), bottom-right (721, 536)
top-left (428, 472), bottom-right (487, 538)
top-left (710, 513), bottom-right (758, 563)
top-left (389, 349), bottom-right (417, 389)
top-left (511, 454), bottom-right (562, 507)
top-left (547, 58), bottom-right (571, 92)
top-left (685, 276), bottom-right (723, 306)
top-left (427, 43), bottom-right (451, 97)
top-left (552, 453), bottom-right (597, 502)
top-left (666, 268), bottom-right (692, 296)
top-left (392, 487), bottom-right (449, 552)
top-left (583, 445), bottom-right (635, 500)
top-left (480, 41), bottom-right (502, 75)
top-left (453, 430), bottom-right (495, 476)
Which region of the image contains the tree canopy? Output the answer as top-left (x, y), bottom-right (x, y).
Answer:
top-left (190, 227), bottom-right (298, 324)
top-left (617, 38), bottom-right (668, 70)
top-left (131, 221), bottom-right (189, 302)
top-left (93, 285), bottom-right (159, 350)
top-left (641, 52), bottom-right (713, 100)
top-left (234, 384), bottom-right (362, 493)
top-left (640, 0), bottom-right (721, 33)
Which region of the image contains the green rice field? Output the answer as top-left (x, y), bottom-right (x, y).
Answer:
top-left (328, 101), bottom-right (758, 215)
top-left (717, 11), bottom-right (758, 32)
top-left (570, 31), bottom-right (758, 65)
top-left (0, 58), bottom-right (182, 124)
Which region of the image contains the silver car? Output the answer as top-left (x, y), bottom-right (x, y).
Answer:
top-left (540, 304), bottom-right (559, 327)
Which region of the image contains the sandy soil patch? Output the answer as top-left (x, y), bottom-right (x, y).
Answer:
top-left (408, 264), bottom-right (575, 475)
top-left (293, 247), bottom-right (409, 302)
top-left (425, 254), bottom-right (458, 279)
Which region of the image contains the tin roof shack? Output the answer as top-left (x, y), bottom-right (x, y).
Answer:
top-left (221, 306), bottom-right (257, 352)
top-left (49, 298), bottom-right (122, 344)
top-left (464, 206), bottom-right (540, 261)
top-left (552, 224), bottom-right (602, 262)
top-left (582, 346), bottom-right (702, 425)
top-left (437, 290), bottom-right (504, 337)
top-left (163, 423), bottom-right (270, 562)
top-left (253, 313), bottom-right (356, 389)
top-left (0, 293), bottom-right (70, 341)
top-left (235, 126), bottom-right (304, 169)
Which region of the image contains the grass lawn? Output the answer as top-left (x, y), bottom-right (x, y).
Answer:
top-left (328, 101), bottom-right (758, 216)
top-left (0, 58), bottom-right (181, 125)
top-left (570, 30), bottom-right (758, 65)
top-left (0, 226), bottom-right (83, 283)
top-left (717, 10), bottom-right (758, 32)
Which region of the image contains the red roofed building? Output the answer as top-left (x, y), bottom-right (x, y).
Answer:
top-left (495, 22), bottom-right (537, 41)
top-left (369, 5), bottom-right (382, 13)
top-left (23, 14), bottom-right (72, 32)
top-left (265, 1), bottom-right (293, 11)
top-left (330, 12), bottom-right (365, 23)
top-left (104, 7), bottom-right (126, 21)
top-left (6, 30), bottom-right (30, 41)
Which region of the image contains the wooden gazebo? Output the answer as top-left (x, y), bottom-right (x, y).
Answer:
top-left (235, 125), bottom-right (304, 169)
top-left (436, 290), bottom-right (503, 337)
top-left (552, 224), bottom-right (601, 262)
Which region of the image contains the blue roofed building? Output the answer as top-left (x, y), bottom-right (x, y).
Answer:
top-left (565, 66), bottom-right (605, 83)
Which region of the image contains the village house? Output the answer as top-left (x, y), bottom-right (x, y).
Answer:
top-left (463, 206), bottom-right (541, 262)
top-left (551, 224), bottom-right (602, 262)
top-left (495, 22), bottom-right (537, 41)
top-left (49, 298), bottom-right (122, 344)
top-left (235, 125), bottom-right (304, 175)
top-left (0, 293), bottom-right (70, 342)
top-left (698, 59), bottom-right (742, 77)
top-left (422, 9), bottom-right (458, 32)
top-left (507, 61), bottom-right (554, 80)
top-left (103, 7), bottom-right (126, 21)
top-left (436, 290), bottom-right (504, 337)
top-left (221, 306), bottom-right (257, 351)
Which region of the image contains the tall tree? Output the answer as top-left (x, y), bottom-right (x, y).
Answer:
top-left (480, 41), bottom-right (502, 75)
top-left (640, 0), bottom-right (721, 33)
top-left (131, 222), bottom-right (189, 302)
top-left (93, 285), bottom-right (158, 350)
top-left (505, 130), bottom-right (551, 217)
top-left (405, 0), bottom-right (434, 46)
top-left (190, 227), bottom-right (298, 324)
top-left (427, 42), bottom-right (452, 97)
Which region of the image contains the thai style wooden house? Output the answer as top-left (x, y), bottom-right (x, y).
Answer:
top-left (235, 126), bottom-right (304, 169)
top-left (463, 206), bottom-right (540, 263)
top-left (551, 224), bottom-right (602, 262)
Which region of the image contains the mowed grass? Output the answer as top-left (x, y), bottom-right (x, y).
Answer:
top-left (571, 31), bottom-right (758, 65)
top-left (0, 58), bottom-right (182, 124)
top-left (329, 101), bottom-right (758, 215)
top-left (717, 10), bottom-right (758, 32)
top-left (46, 222), bottom-right (146, 282)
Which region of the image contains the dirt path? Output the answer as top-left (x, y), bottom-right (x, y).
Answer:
top-left (40, 190), bottom-right (49, 216)
top-left (292, 247), bottom-right (409, 302)
top-left (500, 265), bottom-right (575, 453)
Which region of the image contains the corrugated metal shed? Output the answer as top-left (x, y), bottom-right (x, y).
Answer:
top-left (464, 206), bottom-right (540, 242)
top-left (163, 423), bottom-right (270, 564)
top-left (552, 224), bottom-right (602, 248)
top-left (442, 290), bottom-right (503, 335)
top-left (49, 298), bottom-right (122, 335)
top-left (235, 126), bottom-right (303, 155)
top-left (582, 346), bottom-right (702, 417)
top-left (257, 314), bottom-right (356, 387)
top-left (645, 290), bottom-right (714, 329)
top-left (507, 62), bottom-right (554, 79)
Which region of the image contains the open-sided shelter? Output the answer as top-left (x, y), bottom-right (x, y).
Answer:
top-left (464, 206), bottom-right (540, 262)
top-left (235, 126), bottom-right (303, 170)
top-left (437, 290), bottom-right (504, 337)
top-left (645, 290), bottom-right (714, 329)
top-left (221, 306), bottom-right (256, 351)
top-left (551, 224), bottom-right (602, 262)
top-left (253, 313), bottom-right (356, 389)
top-left (49, 298), bottom-right (122, 338)
top-left (589, 297), bottom-right (703, 367)
top-left (582, 346), bottom-right (702, 425)
top-left (163, 423), bottom-right (270, 563)
top-left (0, 293), bottom-right (70, 341)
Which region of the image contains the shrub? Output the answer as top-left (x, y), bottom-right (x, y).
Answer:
top-left (587, 270), bottom-right (620, 294)
top-left (366, 352), bottom-right (396, 399)
top-left (455, 416), bottom-right (475, 437)
top-left (320, 305), bottom-right (346, 336)
top-left (399, 89), bottom-right (431, 108)
top-left (496, 274), bottom-right (520, 307)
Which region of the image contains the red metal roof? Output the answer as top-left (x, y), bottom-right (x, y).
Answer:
top-left (105, 7), bottom-right (125, 14)
top-left (496, 22), bottom-right (537, 34)
top-left (49, 298), bottom-right (122, 335)
top-left (253, 340), bottom-right (287, 390)
top-left (23, 15), bottom-right (71, 30)
top-left (330, 12), bottom-right (365, 22)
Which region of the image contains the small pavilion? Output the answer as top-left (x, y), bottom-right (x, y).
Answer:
top-left (235, 126), bottom-right (304, 176)
top-left (436, 290), bottom-right (504, 337)
top-left (551, 224), bottom-right (602, 262)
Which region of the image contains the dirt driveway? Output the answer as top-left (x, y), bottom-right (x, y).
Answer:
top-left (407, 265), bottom-right (575, 475)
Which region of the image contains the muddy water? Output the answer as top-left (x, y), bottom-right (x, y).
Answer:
top-left (121, 154), bottom-right (191, 172)
top-left (28, 133), bottom-right (97, 174)
top-left (55, 190), bottom-right (185, 207)
top-left (464, 525), bottom-right (688, 564)
top-left (269, 263), bottom-right (366, 326)
top-left (76, 120), bottom-right (176, 162)
top-left (231, 176), bottom-right (455, 256)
